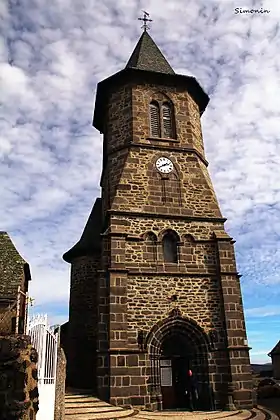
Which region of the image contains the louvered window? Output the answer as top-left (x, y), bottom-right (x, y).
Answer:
top-left (162, 103), bottom-right (173, 138)
top-left (150, 102), bottom-right (160, 137)
top-left (149, 100), bottom-right (175, 139)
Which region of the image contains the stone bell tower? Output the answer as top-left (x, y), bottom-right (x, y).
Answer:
top-left (63, 29), bottom-right (254, 411)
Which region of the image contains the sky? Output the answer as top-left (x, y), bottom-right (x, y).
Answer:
top-left (1, 0), bottom-right (280, 364)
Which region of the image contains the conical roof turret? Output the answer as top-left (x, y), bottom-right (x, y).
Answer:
top-left (126, 31), bottom-right (175, 74)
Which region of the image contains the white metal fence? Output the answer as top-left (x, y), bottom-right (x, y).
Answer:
top-left (28, 314), bottom-right (58, 420)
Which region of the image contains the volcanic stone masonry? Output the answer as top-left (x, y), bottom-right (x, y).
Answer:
top-left (0, 335), bottom-right (39, 420)
top-left (63, 30), bottom-right (255, 411)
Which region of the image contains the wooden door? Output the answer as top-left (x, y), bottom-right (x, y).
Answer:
top-left (160, 359), bottom-right (175, 409)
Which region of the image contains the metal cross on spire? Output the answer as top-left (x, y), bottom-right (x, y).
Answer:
top-left (138, 10), bottom-right (152, 31)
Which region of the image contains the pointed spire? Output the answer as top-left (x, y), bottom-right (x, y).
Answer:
top-left (125, 31), bottom-right (175, 75)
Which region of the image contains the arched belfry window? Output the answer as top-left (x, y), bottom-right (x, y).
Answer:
top-left (150, 101), bottom-right (160, 137)
top-left (149, 100), bottom-right (175, 139)
top-left (162, 102), bottom-right (173, 138)
top-left (162, 231), bottom-right (179, 263)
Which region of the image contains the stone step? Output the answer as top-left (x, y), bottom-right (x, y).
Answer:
top-left (134, 410), bottom-right (243, 418)
top-left (65, 397), bottom-right (110, 402)
top-left (65, 405), bottom-right (125, 414)
top-left (65, 397), bottom-right (102, 403)
top-left (134, 408), bottom-right (279, 420)
top-left (234, 411), bottom-right (252, 419)
top-left (65, 401), bottom-right (115, 408)
top-left (133, 416), bottom-right (249, 419)
top-left (132, 417), bottom-right (249, 420)
top-left (207, 411), bottom-right (248, 420)
top-left (64, 395), bottom-right (280, 420)
top-left (65, 394), bottom-right (100, 399)
top-left (264, 409), bottom-right (280, 420)
top-left (65, 408), bottom-right (135, 419)
top-left (66, 388), bottom-right (95, 393)
top-left (133, 410), bottom-right (252, 419)
top-left (257, 406), bottom-right (280, 420)
top-left (65, 392), bottom-right (136, 419)
top-left (251, 408), bottom-right (266, 420)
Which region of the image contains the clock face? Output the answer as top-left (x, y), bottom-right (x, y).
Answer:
top-left (155, 157), bottom-right (174, 174)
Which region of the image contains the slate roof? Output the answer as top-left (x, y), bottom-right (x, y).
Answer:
top-left (63, 198), bottom-right (102, 263)
top-left (269, 340), bottom-right (280, 356)
top-left (0, 232), bottom-right (30, 297)
top-left (0, 232), bottom-right (26, 264)
top-left (126, 31), bottom-right (175, 74)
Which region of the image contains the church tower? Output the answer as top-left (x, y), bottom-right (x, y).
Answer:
top-left (63, 29), bottom-right (254, 411)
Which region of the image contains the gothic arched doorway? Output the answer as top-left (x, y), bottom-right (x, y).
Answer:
top-left (146, 314), bottom-right (213, 411)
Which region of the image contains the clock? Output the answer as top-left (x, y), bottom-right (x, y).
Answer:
top-left (155, 157), bottom-right (174, 174)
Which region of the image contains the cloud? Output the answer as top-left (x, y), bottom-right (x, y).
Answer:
top-left (246, 306), bottom-right (280, 318)
top-left (250, 351), bottom-right (270, 357)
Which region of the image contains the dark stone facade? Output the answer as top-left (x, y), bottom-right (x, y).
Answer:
top-left (63, 32), bottom-right (255, 411)
top-left (269, 341), bottom-right (280, 379)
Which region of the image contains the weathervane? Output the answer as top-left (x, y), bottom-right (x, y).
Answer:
top-left (138, 10), bottom-right (152, 31)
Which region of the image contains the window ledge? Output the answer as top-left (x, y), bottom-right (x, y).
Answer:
top-left (147, 137), bottom-right (179, 143)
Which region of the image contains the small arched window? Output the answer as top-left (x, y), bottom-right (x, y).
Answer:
top-left (149, 100), bottom-right (175, 139)
top-left (162, 102), bottom-right (173, 138)
top-left (145, 232), bottom-right (157, 261)
top-left (162, 231), bottom-right (178, 263)
top-left (150, 102), bottom-right (160, 137)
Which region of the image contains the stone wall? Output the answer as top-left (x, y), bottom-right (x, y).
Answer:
top-left (0, 304), bottom-right (17, 335)
top-left (0, 335), bottom-right (38, 419)
top-left (67, 256), bottom-right (99, 389)
top-left (106, 84), bottom-right (133, 153)
top-left (54, 346), bottom-right (66, 420)
top-left (105, 148), bottom-right (222, 218)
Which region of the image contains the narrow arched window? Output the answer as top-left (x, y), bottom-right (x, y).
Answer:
top-left (162, 102), bottom-right (173, 138)
top-left (162, 231), bottom-right (178, 263)
top-left (150, 101), bottom-right (160, 137)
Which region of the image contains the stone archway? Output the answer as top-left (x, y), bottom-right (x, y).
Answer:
top-left (145, 313), bottom-right (213, 411)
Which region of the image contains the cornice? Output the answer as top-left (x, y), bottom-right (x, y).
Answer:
top-left (108, 209), bottom-right (226, 223)
top-left (106, 142), bottom-right (209, 167)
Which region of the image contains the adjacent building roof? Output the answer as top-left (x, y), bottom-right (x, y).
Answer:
top-left (269, 340), bottom-right (280, 356)
top-left (63, 198), bottom-right (102, 263)
top-left (0, 232), bottom-right (31, 297)
top-left (0, 232), bottom-right (26, 265)
top-left (126, 31), bottom-right (175, 74)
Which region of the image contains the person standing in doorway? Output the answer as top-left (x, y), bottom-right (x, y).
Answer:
top-left (185, 369), bottom-right (198, 411)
